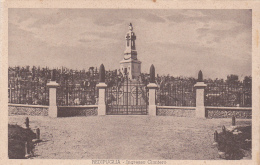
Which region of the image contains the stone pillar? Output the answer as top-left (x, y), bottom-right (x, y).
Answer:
top-left (97, 64), bottom-right (107, 115)
top-left (147, 83), bottom-right (158, 116)
top-left (47, 81), bottom-right (59, 117)
top-left (47, 69), bottom-right (59, 117)
top-left (97, 83), bottom-right (107, 115)
top-left (194, 70), bottom-right (207, 118)
top-left (147, 64), bottom-right (157, 116)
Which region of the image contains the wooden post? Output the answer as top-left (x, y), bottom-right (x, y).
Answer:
top-left (222, 125), bottom-right (226, 135)
top-left (212, 130), bottom-right (218, 146)
top-left (36, 128), bottom-right (40, 140)
top-left (24, 141), bottom-right (30, 158)
top-left (214, 130), bottom-right (218, 142)
top-left (232, 116), bottom-right (236, 126)
top-left (25, 117), bottom-right (29, 129)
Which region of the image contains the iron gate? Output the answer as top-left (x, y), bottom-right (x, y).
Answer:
top-left (105, 78), bottom-right (148, 115)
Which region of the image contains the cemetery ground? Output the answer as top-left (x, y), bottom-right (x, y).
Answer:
top-left (8, 115), bottom-right (251, 160)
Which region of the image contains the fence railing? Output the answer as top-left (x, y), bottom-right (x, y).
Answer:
top-left (205, 82), bottom-right (251, 107)
top-left (56, 83), bottom-right (97, 106)
top-left (8, 78), bottom-right (252, 108)
top-left (8, 78), bottom-right (49, 105)
top-left (8, 66), bottom-right (252, 108)
top-left (156, 79), bottom-right (196, 107)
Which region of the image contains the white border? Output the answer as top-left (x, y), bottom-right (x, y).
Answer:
top-left (1, 1), bottom-right (259, 165)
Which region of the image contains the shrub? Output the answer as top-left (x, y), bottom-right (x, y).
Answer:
top-left (8, 124), bottom-right (36, 159)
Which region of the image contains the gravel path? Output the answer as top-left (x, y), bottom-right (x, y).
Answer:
top-left (8, 115), bottom-right (251, 159)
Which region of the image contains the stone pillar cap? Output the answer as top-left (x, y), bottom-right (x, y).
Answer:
top-left (47, 81), bottom-right (59, 87)
top-left (147, 83), bottom-right (158, 88)
top-left (96, 82), bottom-right (107, 88)
top-left (194, 82), bottom-right (207, 87)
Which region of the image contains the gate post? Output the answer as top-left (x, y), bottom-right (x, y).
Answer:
top-left (147, 65), bottom-right (158, 116)
top-left (194, 70), bottom-right (207, 118)
top-left (97, 64), bottom-right (107, 115)
top-left (47, 69), bottom-right (59, 117)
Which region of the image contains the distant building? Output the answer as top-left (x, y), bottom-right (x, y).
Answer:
top-left (120, 23), bottom-right (141, 79)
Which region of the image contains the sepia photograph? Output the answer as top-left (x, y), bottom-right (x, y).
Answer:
top-left (4, 6), bottom-right (256, 162)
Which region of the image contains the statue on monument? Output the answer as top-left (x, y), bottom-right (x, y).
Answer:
top-left (120, 23), bottom-right (141, 80)
top-left (129, 23), bottom-right (133, 31)
top-left (124, 23), bottom-right (137, 60)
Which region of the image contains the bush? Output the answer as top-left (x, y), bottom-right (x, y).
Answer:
top-left (217, 126), bottom-right (251, 160)
top-left (8, 124), bottom-right (36, 159)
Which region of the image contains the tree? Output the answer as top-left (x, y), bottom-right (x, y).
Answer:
top-left (226, 74), bottom-right (239, 84)
top-left (243, 76), bottom-right (252, 88)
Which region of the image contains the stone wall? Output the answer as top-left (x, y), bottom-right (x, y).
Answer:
top-left (57, 106), bottom-right (98, 117)
top-left (206, 108), bottom-right (252, 119)
top-left (157, 107), bottom-right (195, 117)
top-left (9, 105), bottom-right (48, 116)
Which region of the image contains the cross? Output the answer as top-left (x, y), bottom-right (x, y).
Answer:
top-left (126, 33), bottom-right (130, 46)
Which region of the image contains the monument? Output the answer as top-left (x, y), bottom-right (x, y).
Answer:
top-left (120, 23), bottom-right (142, 79)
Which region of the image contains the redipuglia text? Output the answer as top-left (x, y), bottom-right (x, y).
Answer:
top-left (92, 160), bottom-right (167, 165)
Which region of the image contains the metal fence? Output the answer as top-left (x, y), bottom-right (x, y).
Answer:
top-left (7, 66), bottom-right (114, 106)
top-left (8, 77), bottom-right (49, 105)
top-left (205, 81), bottom-right (251, 107)
top-left (105, 76), bottom-right (149, 115)
top-left (55, 70), bottom-right (99, 106)
top-left (8, 66), bottom-right (252, 108)
top-left (156, 78), bottom-right (196, 107)
top-left (56, 81), bottom-right (97, 106)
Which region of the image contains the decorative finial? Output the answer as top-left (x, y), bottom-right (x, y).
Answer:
top-left (99, 64), bottom-right (105, 82)
top-left (51, 69), bottom-right (56, 81)
top-left (198, 70), bottom-right (203, 82)
top-left (150, 64), bottom-right (155, 83)
top-left (129, 23), bottom-right (133, 31)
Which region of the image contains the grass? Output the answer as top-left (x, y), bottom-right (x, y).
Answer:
top-left (8, 115), bottom-right (251, 159)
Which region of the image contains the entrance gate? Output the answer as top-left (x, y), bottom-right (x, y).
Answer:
top-left (105, 78), bottom-right (148, 115)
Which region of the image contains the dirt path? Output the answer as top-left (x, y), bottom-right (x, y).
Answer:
top-left (8, 115), bottom-right (251, 159)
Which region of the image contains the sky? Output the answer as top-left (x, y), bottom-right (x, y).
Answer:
top-left (8, 9), bottom-right (252, 79)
